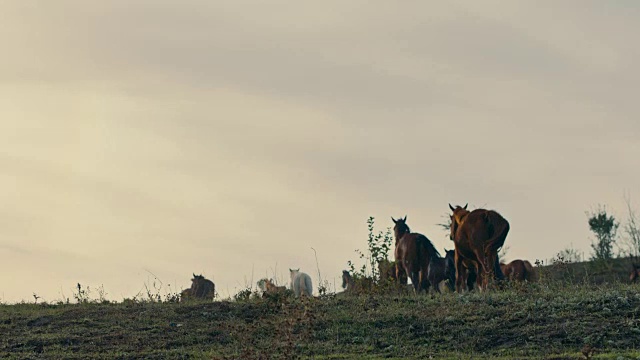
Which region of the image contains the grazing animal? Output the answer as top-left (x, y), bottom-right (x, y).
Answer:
top-left (181, 273), bottom-right (215, 301)
top-left (630, 264), bottom-right (640, 283)
top-left (500, 260), bottom-right (527, 282)
top-left (257, 278), bottom-right (287, 296)
top-left (378, 259), bottom-right (408, 284)
top-left (289, 268), bottom-right (313, 297)
top-left (392, 216), bottom-right (441, 294)
top-left (449, 204), bottom-right (508, 292)
top-left (427, 249), bottom-right (456, 293)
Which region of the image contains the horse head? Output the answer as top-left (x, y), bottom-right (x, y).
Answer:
top-left (448, 203), bottom-right (469, 241)
top-left (391, 215), bottom-right (410, 242)
top-left (341, 270), bottom-right (350, 289)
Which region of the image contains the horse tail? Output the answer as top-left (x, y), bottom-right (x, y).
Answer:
top-left (304, 273), bottom-right (313, 296)
top-left (483, 211), bottom-right (510, 254)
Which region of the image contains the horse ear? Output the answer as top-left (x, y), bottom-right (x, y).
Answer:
top-left (391, 216), bottom-right (396, 223)
top-left (403, 215), bottom-right (407, 222)
top-left (463, 203), bottom-right (468, 210)
top-left (449, 204), bottom-right (455, 211)
top-left (192, 273), bottom-right (196, 278)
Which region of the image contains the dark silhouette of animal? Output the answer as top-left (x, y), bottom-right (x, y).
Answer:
top-left (342, 270), bottom-right (355, 292)
top-left (181, 273), bottom-right (215, 301)
top-left (449, 204), bottom-right (508, 292)
top-left (392, 215), bottom-right (440, 294)
top-left (427, 249), bottom-right (456, 293)
top-left (631, 264), bottom-right (640, 283)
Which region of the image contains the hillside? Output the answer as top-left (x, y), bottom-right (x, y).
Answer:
top-left (2, 279), bottom-right (640, 359)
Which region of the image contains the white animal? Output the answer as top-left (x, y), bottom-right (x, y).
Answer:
top-left (289, 268), bottom-right (313, 297)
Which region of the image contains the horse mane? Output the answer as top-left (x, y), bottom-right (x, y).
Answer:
top-left (416, 235), bottom-right (441, 261)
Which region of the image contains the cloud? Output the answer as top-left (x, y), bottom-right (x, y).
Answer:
top-left (1, 1), bottom-right (640, 302)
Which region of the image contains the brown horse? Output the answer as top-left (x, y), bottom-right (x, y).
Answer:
top-left (449, 204), bottom-right (508, 292)
top-left (392, 216), bottom-right (440, 294)
top-left (630, 264), bottom-right (640, 283)
top-left (500, 259), bottom-right (534, 282)
top-left (426, 249), bottom-right (456, 293)
top-left (181, 273), bottom-right (215, 301)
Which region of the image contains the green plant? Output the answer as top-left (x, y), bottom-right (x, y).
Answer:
top-left (587, 205), bottom-right (619, 260)
top-left (350, 217), bottom-right (393, 281)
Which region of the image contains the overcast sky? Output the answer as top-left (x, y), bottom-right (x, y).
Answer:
top-left (1, 1), bottom-right (639, 303)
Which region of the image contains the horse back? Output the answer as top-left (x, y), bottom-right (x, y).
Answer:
top-left (457, 209), bottom-right (509, 252)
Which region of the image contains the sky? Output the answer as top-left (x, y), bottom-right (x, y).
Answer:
top-left (1, 1), bottom-right (640, 303)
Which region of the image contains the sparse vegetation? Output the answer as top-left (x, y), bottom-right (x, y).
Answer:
top-left (3, 216), bottom-right (640, 359)
top-left (2, 277), bottom-right (640, 359)
top-left (587, 205), bottom-right (619, 261)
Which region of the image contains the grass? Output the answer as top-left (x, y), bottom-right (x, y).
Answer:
top-left (2, 278), bottom-right (640, 359)
top-left (2, 257), bottom-right (640, 359)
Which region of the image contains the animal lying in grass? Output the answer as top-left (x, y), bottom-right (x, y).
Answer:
top-left (289, 268), bottom-right (313, 297)
top-left (499, 259), bottom-right (537, 282)
top-left (257, 278), bottom-right (287, 296)
top-left (180, 273), bottom-right (215, 302)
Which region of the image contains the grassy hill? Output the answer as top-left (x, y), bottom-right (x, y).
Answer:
top-left (2, 268), bottom-right (640, 359)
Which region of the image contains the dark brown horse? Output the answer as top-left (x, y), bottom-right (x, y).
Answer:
top-left (392, 216), bottom-right (440, 294)
top-left (500, 259), bottom-right (535, 282)
top-left (426, 249), bottom-right (456, 293)
top-left (181, 273), bottom-right (215, 301)
top-left (630, 264), bottom-right (640, 283)
top-left (449, 204), bottom-right (508, 292)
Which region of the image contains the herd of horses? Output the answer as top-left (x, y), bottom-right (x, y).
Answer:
top-left (387, 204), bottom-right (532, 294)
top-left (180, 204), bottom-right (640, 301)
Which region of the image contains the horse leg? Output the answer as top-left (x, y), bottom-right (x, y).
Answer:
top-left (472, 251), bottom-right (489, 291)
top-left (420, 263), bottom-right (431, 294)
top-left (432, 275), bottom-right (441, 294)
top-left (410, 272), bottom-right (420, 294)
top-left (407, 265), bottom-right (421, 294)
top-left (396, 262), bottom-right (407, 285)
top-left (454, 251), bottom-right (466, 293)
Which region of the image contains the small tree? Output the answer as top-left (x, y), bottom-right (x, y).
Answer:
top-left (587, 205), bottom-right (619, 261)
top-left (347, 217), bottom-right (393, 280)
top-left (557, 243), bottom-right (582, 263)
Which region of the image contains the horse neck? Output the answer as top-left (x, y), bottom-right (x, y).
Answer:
top-left (395, 230), bottom-right (410, 243)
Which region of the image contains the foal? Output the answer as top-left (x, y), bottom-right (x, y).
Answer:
top-left (427, 249), bottom-right (456, 293)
